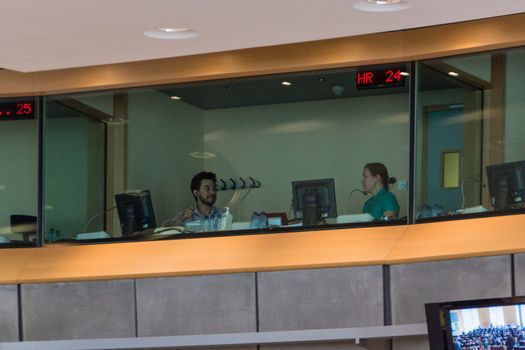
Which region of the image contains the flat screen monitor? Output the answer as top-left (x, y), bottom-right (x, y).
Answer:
top-left (115, 190), bottom-right (156, 237)
top-left (291, 178), bottom-right (337, 224)
top-left (425, 296), bottom-right (525, 350)
top-left (486, 161), bottom-right (525, 210)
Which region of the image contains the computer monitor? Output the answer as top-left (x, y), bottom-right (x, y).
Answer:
top-left (291, 178), bottom-right (337, 225)
top-left (486, 161), bottom-right (525, 210)
top-left (426, 296), bottom-right (525, 350)
top-left (115, 190), bottom-right (156, 236)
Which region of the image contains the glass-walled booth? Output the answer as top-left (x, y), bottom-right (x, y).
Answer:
top-left (4, 43), bottom-right (525, 246)
top-left (43, 64), bottom-right (411, 241)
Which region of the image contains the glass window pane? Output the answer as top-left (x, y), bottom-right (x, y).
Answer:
top-left (0, 97), bottom-right (38, 246)
top-left (44, 94), bottom-right (107, 242)
top-left (416, 47), bottom-right (525, 220)
top-left (125, 65), bottom-right (410, 236)
top-left (44, 64), bottom-right (411, 241)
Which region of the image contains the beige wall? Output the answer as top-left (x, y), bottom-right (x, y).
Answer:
top-left (127, 89), bottom-right (204, 225)
top-left (203, 94), bottom-right (410, 221)
top-left (126, 91), bottom-right (410, 224)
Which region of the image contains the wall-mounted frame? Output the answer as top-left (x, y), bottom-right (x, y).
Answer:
top-left (441, 150), bottom-right (461, 189)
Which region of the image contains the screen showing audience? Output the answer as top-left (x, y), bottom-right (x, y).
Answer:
top-left (450, 304), bottom-right (525, 349)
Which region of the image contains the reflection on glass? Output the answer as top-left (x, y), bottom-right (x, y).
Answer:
top-left (486, 161), bottom-right (525, 210)
top-left (416, 47), bottom-right (525, 220)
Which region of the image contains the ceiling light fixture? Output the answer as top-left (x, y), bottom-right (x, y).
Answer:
top-left (448, 71), bottom-right (460, 77)
top-left (282, 81), bottom-right (292, 86)
top-left (400, 72), bottom-right (410, 76)
top-left (144, 28), bottom-right (198, 40)
top-left (158, 27), bottom-right (189, 32)
top-left (170, 96), bottom-right (181, 100)
top-left (354, 0), bottom-right (410, 12)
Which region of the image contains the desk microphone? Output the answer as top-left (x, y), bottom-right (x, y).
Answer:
top-left (460, 178), bottom-right (486, 209)
top-left (84, 206), bottom-right (117, 232)
top-left (347, 189), bottom-right (367, 213)
top-left (349, 189), bottom-right (367, 199)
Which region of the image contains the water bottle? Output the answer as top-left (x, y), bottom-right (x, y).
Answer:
top-left (222, 207), bottom-right (233, 230)
top-left (47, 227), bottom-right (55, 242)
top-left (418, 205), bottom-right (432, 219)
top-left (431, 204), bottom-right (444, 217)
top-left (258, 212), bottom-right (268, 229)
top-left (250, 212), bottom-right (259, 229)
top-left (250, 212), bottom-right (268, 229)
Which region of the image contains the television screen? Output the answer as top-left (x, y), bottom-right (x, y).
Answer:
top-left (426, 296), bottom-right (525, 350)
top-left (450, 304), bottom-right (525, 349)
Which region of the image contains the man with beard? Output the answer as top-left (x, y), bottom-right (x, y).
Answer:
top-left (166, 171), bottom-right (224, 227)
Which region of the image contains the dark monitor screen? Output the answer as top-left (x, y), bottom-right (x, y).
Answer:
top-left (486, 161), bottom-right (525, 210)
top-left (115, 190), bottom-right (156, 236)
top-left (291, 178), bottom-right (337, 222)
top-left (426, 296), bottom-right (525, 350)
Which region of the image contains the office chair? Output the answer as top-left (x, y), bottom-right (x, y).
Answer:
top-left (10, 214), bottom-right (37, 242)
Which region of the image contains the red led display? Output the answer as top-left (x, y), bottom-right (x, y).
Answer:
top-left (356, 67), bottom-right (407, 90)
top-left (0, 98), bottom-right (36, 120)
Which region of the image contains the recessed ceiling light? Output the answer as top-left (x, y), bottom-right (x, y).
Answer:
top-left (144, 28), bottom-right (198, 40)
top-left (354, 0), bottom-right (410, 12)
top-left (170, 96), bottom-right (181, 100)
top-left (448, 71), bottom-right (460, 77)
top-left (282, 81), bottom-right (292, 86)
top-left (158, 27), bottom-right (189, 32)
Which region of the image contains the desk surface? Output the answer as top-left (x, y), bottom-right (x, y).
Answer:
top-left (1, 213), bottom-right (525, 284)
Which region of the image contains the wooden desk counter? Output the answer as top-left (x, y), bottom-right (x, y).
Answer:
top-left (2, 214), bottom-right (525, 284)
top-left (385, 214), bottom-right (525, 264)
top-left (14, 226), bottom-right (405, 284)
top-left (0, 248), bottom-right (38, 284)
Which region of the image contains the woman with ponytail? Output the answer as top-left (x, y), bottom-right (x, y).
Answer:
top-left (361, 162), bottom-right (400, 220)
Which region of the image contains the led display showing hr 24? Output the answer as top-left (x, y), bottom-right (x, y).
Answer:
top-left (356, 68), bottom-right (406, 89)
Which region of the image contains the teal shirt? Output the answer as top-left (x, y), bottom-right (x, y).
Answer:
top-left (362, 188), bottom-right (400, 220)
